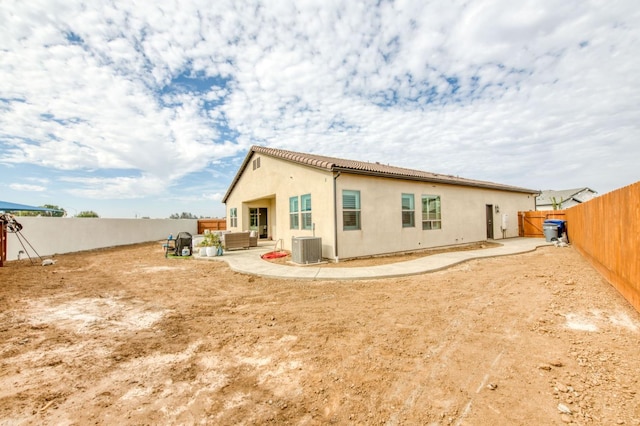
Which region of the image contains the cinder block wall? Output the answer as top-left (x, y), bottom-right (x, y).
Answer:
top-left (4, 217), bottom-right (197, 261)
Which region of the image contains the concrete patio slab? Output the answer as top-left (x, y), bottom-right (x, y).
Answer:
top-left (196, 237), bottom-right (553, 280)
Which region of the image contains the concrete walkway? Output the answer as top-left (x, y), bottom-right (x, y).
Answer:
top-left (194, 237), bottom-right (552, 280)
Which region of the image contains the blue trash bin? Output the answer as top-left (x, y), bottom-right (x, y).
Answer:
top-left (543, 222), bottom-right (558, 242)
top-left (544, 219), bottom-right (567, 240)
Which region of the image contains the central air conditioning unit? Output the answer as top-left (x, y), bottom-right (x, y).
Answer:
top-left (291, 236), bottom-right (322, 264)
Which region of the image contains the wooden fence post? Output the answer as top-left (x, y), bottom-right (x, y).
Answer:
top-left (0, 222), bottom-right (6, 267)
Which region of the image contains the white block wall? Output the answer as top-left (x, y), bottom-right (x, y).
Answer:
top-left (4, 217), bottom-right (197, 261)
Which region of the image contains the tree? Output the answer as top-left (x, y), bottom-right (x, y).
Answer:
top-left (13, 210), bottom-right (38, 217)
top-left (170, 212), bottom-right (199, 219)
top-left (76, 210), bottom-right (99, 218)
top-left (12, 204), bottom-right (65, 217)
top-left (551, 197), bottom-right (564, 210)
top-left (42, 204), bottom-right (65, 217)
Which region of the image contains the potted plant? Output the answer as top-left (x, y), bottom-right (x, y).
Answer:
top-left (216, 236), bottom-right (224, 256)
top-left (202, 232), bottom-right (220, 257)
top-left (197, 238), bottom-right (207, 257)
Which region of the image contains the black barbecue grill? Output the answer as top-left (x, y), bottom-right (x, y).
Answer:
top-left (165, 232), bottom-right (193, 257)
top-left (175, 232), bottom-right (192, 256)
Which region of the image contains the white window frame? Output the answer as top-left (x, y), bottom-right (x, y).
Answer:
top-left (229, 207), bottom-right (238, 228)
top-left (342, 190), bottom-right (361, 230)
top-left (301, 193), bottom-right (312, 230)
top-left (289, 196), bottom-right (299, 229)
top-left (422, 195), bottom-right (442, 230)
top-left (402, 193), bottom-right (415, 228)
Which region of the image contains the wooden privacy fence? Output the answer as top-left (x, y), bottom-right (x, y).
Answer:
top-left (566, 181), bottom-right (639, 313)
top-left (0, 223), bottom-right (6, 267)
top-left (197, 219), bottom-right (227, 234)
top-left (518, 210), bottom-right (568, 238)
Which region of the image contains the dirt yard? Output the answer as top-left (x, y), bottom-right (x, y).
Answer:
top-left (1, 242), bottom-right (639, 425)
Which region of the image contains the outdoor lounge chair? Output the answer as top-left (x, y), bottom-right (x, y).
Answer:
top-left (223, 232), bottom-right (251, 250)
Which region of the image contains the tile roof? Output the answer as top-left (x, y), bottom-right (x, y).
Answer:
top-left (536, 188), bottom-right (597, 206)
top-left (223, 145), bottom-right (539, 202)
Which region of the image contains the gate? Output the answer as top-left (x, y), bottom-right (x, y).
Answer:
top-left (518, 210), bottom-right (567, 238)
top-left (197, 219), bottom-right (227, 234)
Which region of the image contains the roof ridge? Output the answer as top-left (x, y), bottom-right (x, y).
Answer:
top-left (250, 145), bottom-right (537, 193)
top-left (222, 146), bottom-right (539, 202)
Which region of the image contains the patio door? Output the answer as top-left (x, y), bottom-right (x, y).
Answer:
top-left (249, 208), bottom-right (268, 239)
top-left (258, 208), bottom-right (268, 238)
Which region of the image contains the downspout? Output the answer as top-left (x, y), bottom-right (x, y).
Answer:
top-left (333, 171), bottom-right (341, 262)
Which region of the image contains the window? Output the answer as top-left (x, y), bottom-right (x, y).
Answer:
top-left (252, 157), bottom-right (261, 170)
top-left (342, 190), bottom-right (361, 230)
top-left (290, 194), bottom-right (312, 230)
top-left (229, 207), bottom-right (238, 228)
top-left (289, 196), bottom-right (299, 229)
top-left (402, 193), bottom-right (415, 227)
top-left (422, 195), bottom-right (442, 230)
top-left (250, 208), bottom-right (259, 228)
top-left (301, 193), bottom-right (312, 230)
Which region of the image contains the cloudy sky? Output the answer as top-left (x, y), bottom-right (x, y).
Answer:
top-left (1, 0), bottom-right (638, 218)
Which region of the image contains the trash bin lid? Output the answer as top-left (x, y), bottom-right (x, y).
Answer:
top-left (544, 219), bottom-right (566, 225)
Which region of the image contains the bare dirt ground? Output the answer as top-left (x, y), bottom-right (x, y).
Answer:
top-left (1, 242), bottom-right (639, 425)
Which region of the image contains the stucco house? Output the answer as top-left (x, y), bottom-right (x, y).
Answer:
top-left (535, 188), bottom-right (597, 211)
top-left (223, 146), bottom-right (539, 261)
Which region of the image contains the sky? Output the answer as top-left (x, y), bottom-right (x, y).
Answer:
top-left (1, 1), bottom-right (639, 218)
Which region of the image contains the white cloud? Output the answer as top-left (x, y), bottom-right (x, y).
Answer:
top-left (201, 192), bottom-right (224, 202)
top-left (60, 174), bottom-right (166, 199)
top-left (9, 183), bottom-right (46, 192)
top-left (1, 0), bottom-right (639, 217)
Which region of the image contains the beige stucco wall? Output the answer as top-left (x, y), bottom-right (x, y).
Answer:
top-left (335, 173), bottom-right (536, 259)
top-left (225, 153), bottom-right (337, 258)
top-left (225, 152), bottom-right (537, 260)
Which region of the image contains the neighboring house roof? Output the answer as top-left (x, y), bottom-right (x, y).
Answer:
top-left (223, 146), bottom-right (539, 203)
top-left (536, 188), bottom-right (597, 208)
top-left (0, 201), bottom-right (62, 213)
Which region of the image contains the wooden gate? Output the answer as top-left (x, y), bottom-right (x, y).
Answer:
top-left (197, 219), bottom-right (227, 234)
top-left (518, 210), bottom-right (567, 238)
